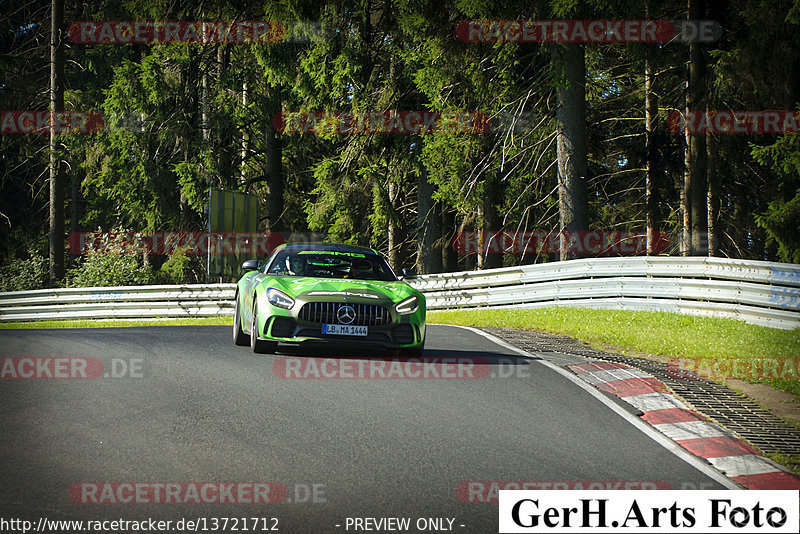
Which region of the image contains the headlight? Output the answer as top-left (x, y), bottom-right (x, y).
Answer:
top-left (395, 295), bottom-right (419, 315)
top-left (267, 288), bottom-right (294, 309)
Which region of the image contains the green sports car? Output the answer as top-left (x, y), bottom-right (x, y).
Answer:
top-left (233, 243), bottom-right (426, 355)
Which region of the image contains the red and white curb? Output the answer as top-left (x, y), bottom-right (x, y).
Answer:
top-left (568, 361), bottom-right (800, 490)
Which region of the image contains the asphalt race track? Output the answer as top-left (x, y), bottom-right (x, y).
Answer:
top-left (0, 325), bottom-right (728, 533)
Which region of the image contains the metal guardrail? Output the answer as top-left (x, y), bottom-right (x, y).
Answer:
top-left (0, 257), bottom-right (798, 329)
top-left (0, 285), bottom-right (236, 321)
top-left (407, 257), bottom-right (800, 329)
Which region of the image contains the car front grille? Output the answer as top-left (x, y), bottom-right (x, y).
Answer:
top-left (299, 302), bottom-right (391, 326)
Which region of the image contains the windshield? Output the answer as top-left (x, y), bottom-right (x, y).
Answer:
top-left (266, 249), bottom-right (397, 281)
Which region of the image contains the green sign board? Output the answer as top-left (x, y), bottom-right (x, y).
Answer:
top-left (207, 189), bottom-right (258, 278)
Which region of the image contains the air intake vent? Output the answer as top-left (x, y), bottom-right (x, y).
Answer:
top-left (393, 324), bottom-right (414, 344)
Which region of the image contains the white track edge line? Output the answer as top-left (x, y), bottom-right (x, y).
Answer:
top-left (447, 324), bottom-right (741, 490)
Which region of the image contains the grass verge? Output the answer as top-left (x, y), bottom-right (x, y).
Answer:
top-left (766, 453), bottom-right (800, 475)
top-left (0, 317), bottom-right (232, 329)
top-left (428, 308), bottom-right (800, 401)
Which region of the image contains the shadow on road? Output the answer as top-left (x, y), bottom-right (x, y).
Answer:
top-left (270, 343), bottom-right (537, 368)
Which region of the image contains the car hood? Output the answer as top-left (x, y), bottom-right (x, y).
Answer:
top-left (259, 276), bottom-right (419, 302)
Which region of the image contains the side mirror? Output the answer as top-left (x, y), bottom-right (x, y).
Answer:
top-left (400, 268), bottom-right (416, 280)
top-left (241, 259), bottom-right (260, 272)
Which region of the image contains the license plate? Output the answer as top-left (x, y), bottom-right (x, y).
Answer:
top-left (322, 324), bottom-right (368, 336)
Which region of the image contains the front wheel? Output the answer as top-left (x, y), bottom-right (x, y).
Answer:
top-left (233, 292), bottom-right (250, 346)
top-left (250, 300), bottom-right (277, 354)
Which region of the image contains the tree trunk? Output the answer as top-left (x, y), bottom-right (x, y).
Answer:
top-left (431, 203), bottom-right (443, 273)
top-left (481, 176), bottom-right (503, 269)
top-left (645, 43), bottom-right (659, 255)
top-left (707, 130), bottom-right (720, 256)
top-left (216, 46), bottom-right (233, 189)
top-left (49, 0), bottom-right (65, 286)
top-left (442, 208), bottom-right (458, 272)
top-left (688, 0), bottom-right (708, 255)
top-left (416, 169), bottom-right (442, 274)
top-left (264, 90), bottom-right (284, 231)
top-left (682, 87), bottom-right (692, 256)
top-left (387, 181), bottom-right (400, 271)
top-left (240, 80), bottom-right (249, 183)
top-left (202, 70), bottom-right (210, 143)
top-left (201, 63), bottom-right (211, 198)
top-left (556, 43), bottom-right (589, 261)
top-left (69, 171), bottom-right (78, 268)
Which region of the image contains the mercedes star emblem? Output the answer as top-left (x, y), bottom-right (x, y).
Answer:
top-left (337, 305), bottom-right (356, 325)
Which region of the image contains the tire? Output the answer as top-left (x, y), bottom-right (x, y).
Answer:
top-left (233, 292), bottom-right (250, 346)
top-left (250, 300), bottom-right (277, 354)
